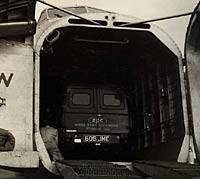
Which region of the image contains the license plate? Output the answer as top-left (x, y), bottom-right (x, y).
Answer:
top-left (83, 135), bottom-right (110, 143)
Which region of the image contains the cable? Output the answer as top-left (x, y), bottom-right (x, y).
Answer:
top-left (120, 11), bottom-right (195, 27)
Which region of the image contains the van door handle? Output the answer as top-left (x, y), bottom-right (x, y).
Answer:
top-left (0, 97), bottom-right (6, 107)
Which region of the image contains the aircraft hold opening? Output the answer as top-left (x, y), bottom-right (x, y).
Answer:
top-left (39, 26), bottom-right (185, 162)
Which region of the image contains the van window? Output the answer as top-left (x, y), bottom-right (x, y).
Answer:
top-left (72, 93), bottom-right (90, 105)
top-left (103, 94), bottom-right (121, 106)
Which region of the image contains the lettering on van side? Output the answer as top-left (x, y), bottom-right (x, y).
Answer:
top-left (0, 73), bottom-right (13, 87)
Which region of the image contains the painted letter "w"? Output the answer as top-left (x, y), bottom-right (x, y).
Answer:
top-left (0, 73), bottom-right (14, 87)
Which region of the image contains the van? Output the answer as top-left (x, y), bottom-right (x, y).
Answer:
top-left (58, 84), bottom-right (130, 159)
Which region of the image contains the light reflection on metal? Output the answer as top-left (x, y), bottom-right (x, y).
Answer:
top-left (74, 37), bottom-right (129, 44)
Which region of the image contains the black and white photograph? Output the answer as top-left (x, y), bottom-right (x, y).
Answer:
top-left (0, 0), bottom-right (200, 178)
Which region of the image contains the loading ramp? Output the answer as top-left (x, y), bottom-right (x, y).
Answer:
top-left (55, 160), bottom-right (200, 179)
top-left (1, 160), bottom-right (199, 179)
top-left (55, 160), bottom-right (143, 179)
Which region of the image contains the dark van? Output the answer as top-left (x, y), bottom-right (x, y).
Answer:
top-left (59, 84), bottom-right (130, 158)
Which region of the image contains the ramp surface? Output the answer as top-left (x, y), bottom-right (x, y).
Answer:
top-left (56, 160), bottom-right (143, 179)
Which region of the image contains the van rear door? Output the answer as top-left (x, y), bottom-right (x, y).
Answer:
top-left (61, 86), bottom-right (98, 133)
top-left (97, 88), bottom-right (129, 134)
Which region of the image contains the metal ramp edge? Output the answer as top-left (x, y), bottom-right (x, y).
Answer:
top-left (133, 160), bottom-right (200, 179)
